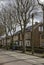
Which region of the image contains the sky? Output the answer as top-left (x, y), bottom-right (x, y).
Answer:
top-left (0, 0), bottom-right (43, 23)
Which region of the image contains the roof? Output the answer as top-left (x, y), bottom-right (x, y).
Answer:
top-left (0, 22), bottom-right (43, 39)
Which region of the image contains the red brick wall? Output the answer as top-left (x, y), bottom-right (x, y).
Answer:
top-left (33, 27), bottom-right (40, 47)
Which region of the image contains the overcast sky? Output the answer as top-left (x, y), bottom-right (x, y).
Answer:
top-left (0, 0), bottom-right (43, 23)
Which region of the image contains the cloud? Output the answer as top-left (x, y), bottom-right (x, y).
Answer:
top-left (0, 0), bottom-right (43, 23)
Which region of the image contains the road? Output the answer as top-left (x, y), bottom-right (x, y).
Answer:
top-left (0, 49), bottom-right (44, 65)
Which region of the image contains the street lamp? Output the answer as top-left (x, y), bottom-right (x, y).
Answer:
top-left (31, 13), bottom-right (34, 55)
top-left (37, 0), bottom-right (44, 33)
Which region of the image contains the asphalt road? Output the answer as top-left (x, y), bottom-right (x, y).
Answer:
top-left (0, 49), bottom-right (44, 65)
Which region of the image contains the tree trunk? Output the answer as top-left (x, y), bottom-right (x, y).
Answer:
top-left (11, 35), bottom-right (14, 46)
top-left (18, 33), bottom-right (20, 46)
top-left (5, 27), bottom-right (8, 47)
top-left (11, 35), bottom-right (14, 43)
top-left (3, 39), bottom-right (4, 46)
top-left (10, 35), bottom-right (14, 49)
top-left (6, 34), bottom-right (8, 50)
top-left (20, 22), bottom-right (26, 53)
top-left (22, 32), bottom-right (26, 53)
top-left (6, 35), bottom-right (7, 47)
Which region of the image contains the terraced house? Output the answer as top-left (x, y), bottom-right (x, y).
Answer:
top-left (0, 22), bottom-right (44, 48)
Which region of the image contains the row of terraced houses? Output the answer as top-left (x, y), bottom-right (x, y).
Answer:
top-left (0, 22), bottom-right (44, 48)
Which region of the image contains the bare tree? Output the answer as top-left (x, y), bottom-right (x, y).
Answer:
top-left (0, 9), bottom-right (9, 47)
top-left (13, 0), bottom-right (36, 52)
top-left (0, 4), bottom-right (17, 48)
top-left (0, 0), bottom-right (38, 52)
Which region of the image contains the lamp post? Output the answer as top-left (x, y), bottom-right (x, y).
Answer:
top-left (31, 13), bottom-right (34, 55)
top-left (37, 0), bottom-right (44, 34)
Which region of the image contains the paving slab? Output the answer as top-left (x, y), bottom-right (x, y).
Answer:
top-left (0, 49), bottom-right (44, 65)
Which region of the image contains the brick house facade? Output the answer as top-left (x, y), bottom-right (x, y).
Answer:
top-left (0, 22), bottom-right (44, 47)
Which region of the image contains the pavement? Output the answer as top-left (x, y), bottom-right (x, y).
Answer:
top-left (0, 49), bottom-right (44, 65)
